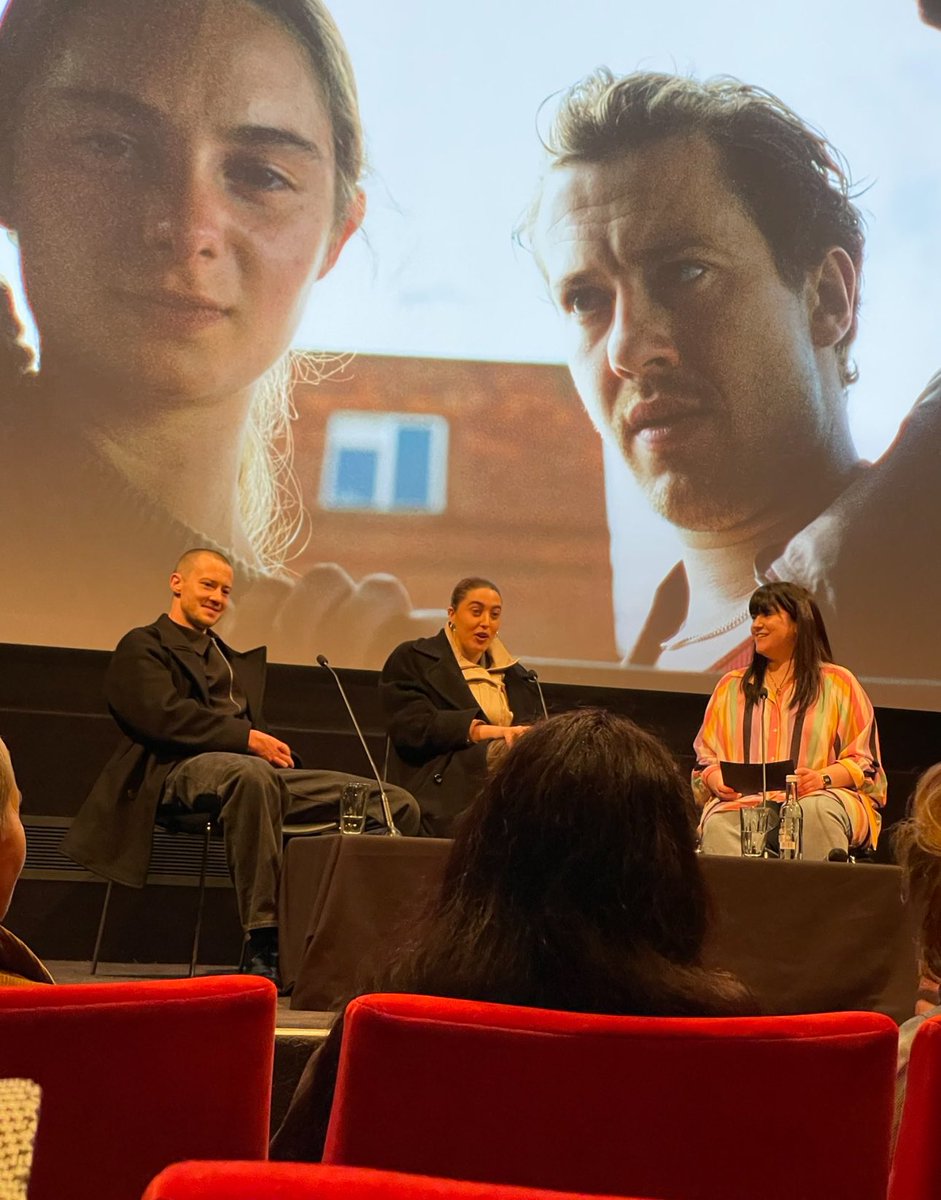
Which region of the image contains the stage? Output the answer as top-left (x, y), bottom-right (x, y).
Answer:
top-left (279, 835), bottom-right (920, 1021)
top-left (0, 639), bottom-right (933, 1043)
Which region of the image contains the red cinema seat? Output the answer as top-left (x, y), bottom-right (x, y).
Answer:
top-left (890, 1010), bottom-right (941, 1200)
top-left (0, 975), bottom-right (276, 1200)
top-left (143, 1161), bottom-right (659, 1199)
top-left (323, 994), bottom-right (896, 1200)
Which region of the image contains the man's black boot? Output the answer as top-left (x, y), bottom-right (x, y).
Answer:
top-left (240, 926), bottom-right (282, 991)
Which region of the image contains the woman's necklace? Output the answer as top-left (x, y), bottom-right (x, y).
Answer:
top-left (765, 662), bottom-right (794, 693)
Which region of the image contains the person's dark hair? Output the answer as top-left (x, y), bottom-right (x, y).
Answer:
top-left (450, 577), bottom-right (501, 610)
top-left (742, 582), bottom-right (833, 712)
top-left (893, 764), bottom-right (941, 981)
top-left (0, 0), bottom-right (364, 228)
top-left (920, 0), bottom-right (941, 30)
top-left (519, 68), bottom-right (864, 388)
top-left (375, 708), bottom-right (751, 1017)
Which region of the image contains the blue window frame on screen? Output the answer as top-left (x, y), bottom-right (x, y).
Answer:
top-left (320, 412), bottom-right (449, 514)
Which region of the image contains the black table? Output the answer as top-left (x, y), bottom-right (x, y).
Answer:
top-left (280, 835), bottom-right (918, 1021)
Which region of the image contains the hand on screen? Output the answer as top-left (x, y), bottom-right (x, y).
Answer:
top-left (248, 729), bottom-right (294, 768)
top-left (271, 564), bottom-right (418, 670)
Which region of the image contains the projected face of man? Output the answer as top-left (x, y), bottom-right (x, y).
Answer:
top-left (533, 135), bottom-right (857, 536)
top-left (4, 0), bottom-right (361, 406)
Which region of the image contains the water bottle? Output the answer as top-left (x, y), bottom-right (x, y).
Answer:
top-left (779, 774), bottom-right (803, 860)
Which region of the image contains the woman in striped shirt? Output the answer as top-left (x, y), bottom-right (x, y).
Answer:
top-left (692, 581), bottom-right (886, 859)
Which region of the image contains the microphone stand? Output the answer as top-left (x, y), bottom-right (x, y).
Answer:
top-left (758, 686), bottom-right (775, 858)
top-left (758, 686), bottom-right (769, 810)
top-left (526, 669), bottom-right (549, 721)
top-left (316, 655), bottom-right (401, 837)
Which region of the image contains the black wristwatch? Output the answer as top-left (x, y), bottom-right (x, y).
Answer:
top-left (822, 773), bottom-right (833, 788)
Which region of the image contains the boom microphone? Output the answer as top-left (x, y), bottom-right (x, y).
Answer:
top-left (526, 668), bottom-right (549, 721)
top-left (316, 654), bottom-right (400, 836)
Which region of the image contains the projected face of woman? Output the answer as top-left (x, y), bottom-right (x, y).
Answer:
top-left (6, 0), bottom-right (359, 406)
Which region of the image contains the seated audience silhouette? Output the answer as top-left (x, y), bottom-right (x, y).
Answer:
top-left (0, 737), bottom-right (52, 986)
top-left (892, 763), bottom-right (941, 1128)
top-left (271, 706), bottom-right (752, 1160)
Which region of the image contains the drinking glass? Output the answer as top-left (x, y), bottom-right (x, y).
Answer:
top-left (340, 782), bottom-right (370, 834)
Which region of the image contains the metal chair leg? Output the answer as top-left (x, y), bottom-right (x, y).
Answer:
top-left (189, 819), bottom-right (213, 978)
top-left (91, 879), bottom-right (114, 975)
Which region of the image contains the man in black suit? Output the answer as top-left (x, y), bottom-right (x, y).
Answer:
top-left (63, 548), bottom-right (420, 985)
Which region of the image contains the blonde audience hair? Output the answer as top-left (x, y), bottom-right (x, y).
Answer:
top-left (894, 763), bottom-right (941, 981)
top-left (0, 737), bottom-right (16, 834)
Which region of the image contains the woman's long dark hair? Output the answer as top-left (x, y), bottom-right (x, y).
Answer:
top-left (374, 708), bottom-right (750, 1018)
top-left (269, 708), bottom-right (754, 1162)
top-left (742, 582), bottom-right (833, 712)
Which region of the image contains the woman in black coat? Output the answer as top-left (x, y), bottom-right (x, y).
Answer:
top-left (379, 577), bottom-right (542, 836)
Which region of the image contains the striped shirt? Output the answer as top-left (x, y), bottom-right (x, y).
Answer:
top-left (692, 663), bottom-right (887, 848)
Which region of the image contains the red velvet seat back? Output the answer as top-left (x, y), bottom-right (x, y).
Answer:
top-left (324, 994), bottom-right (896, 1200)
top-left (0, 975), bottom-right (276, 1200)
top-left (890, 1011), bottom-right (941, 1200)
top-left (143, 1160), bottom-right (656, 1198)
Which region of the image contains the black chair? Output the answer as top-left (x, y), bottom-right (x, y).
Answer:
top-left (91, 797), bottom-right (223, 978)
top-left (90, 799), bottom-right (336, 977)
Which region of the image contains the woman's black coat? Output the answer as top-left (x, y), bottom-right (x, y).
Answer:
top-left (379, 629), bottom-right (541, 836)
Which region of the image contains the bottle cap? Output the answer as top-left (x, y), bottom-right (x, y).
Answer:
top-left (785, 774), bottom-right (799, 783)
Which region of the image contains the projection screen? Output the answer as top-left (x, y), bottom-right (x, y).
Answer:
top-left (0, 0), bottom-right (938, 711)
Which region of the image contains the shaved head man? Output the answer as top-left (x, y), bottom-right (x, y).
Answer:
top-left (63, 548), bottom-right (420, 986)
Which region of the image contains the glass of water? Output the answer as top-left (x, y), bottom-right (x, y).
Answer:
top-left (340, 782), bottom-right (370, 834)
top-left (739, 806), bottom-right (771, 857)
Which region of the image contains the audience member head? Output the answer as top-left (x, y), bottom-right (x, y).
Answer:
top-left (0, 738), bottom-right (27, 922)
top-left (743, 581), bottom-right (833, 710)
top-left (379, 708), bottom-right (750, 1017)
top-left (895, 764), bottom-right (941, 981)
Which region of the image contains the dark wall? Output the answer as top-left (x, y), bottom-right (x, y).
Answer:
top-left (2, 641), bottom-right (937, 962)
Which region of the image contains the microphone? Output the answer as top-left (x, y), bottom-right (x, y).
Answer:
top-left (316, 654), bottom-right (401, 837)
top-left (526, 669), bottom-right (549, 721)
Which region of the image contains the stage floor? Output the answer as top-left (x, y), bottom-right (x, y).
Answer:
top-left (46, 960), bottom-right (335, 1031)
